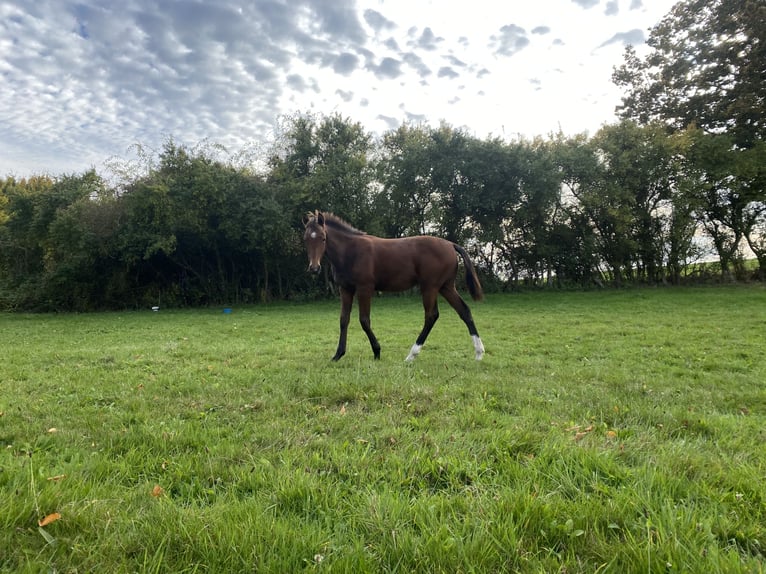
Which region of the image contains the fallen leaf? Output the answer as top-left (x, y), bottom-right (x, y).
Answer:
top-left (339, 403), bottom-right (347, 415)
top-left (38, 513), bottom-right (61, 527)
top-left (151, 484), bottom-right (164, 497)
top-left (47, 474), bottom-right (66, 481)
top-left (47, 428), bottom-right (58, 434)
top-left (606, 430), bottom-right (617, 439)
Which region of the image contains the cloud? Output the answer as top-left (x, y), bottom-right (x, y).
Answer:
top-left (363, 9), bottom-right (396, 33)
top-left (333, 52), bottom-right (360, 75)
top-left (367, 56), bottom-right (403, 79)
top-left (401, 52), bottom-right (432, 78)
top-left (605, 0), bottom-right (619, 15)
top-left (286, 74), bottom-right (319, 93)
top-left (383, 37), bottom-right (400, 51)
top-left (443, 55), bottom-right (467, 68)
top-left (490, 24), bottom-right (530, 57)
top-left (598, 28), bottom-right (645, 48)
top-left (412, 27), bottom-right (443, 51)
top-left (376, 114), bottom-right (399, 130)
top-left (438, 66), bottom-right (460, 79)
top-left (336, 89), bottom-right (354, 102)
top-left (303, 0), bottom-right (367, 44)
top-left (0, 0), bottom-right (680, 177)
top-left (405, 111), bottom-right (428, 122)
top-left (571, 0), bottom-right (600, 8)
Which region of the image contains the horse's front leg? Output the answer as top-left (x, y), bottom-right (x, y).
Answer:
top-left (332, 288), bottom-right (354, 361)
top-left (357, 287), bottom-right (381, 360)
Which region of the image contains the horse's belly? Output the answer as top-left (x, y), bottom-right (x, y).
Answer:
top-left (375, 275), bottom-right (417, 292)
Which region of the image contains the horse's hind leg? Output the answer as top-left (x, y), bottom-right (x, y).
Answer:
top-left (405, 289), bottom-right (439, 362)
top-left (440, 284), bottom-right (485, 360)
top-left (357, 288), bottom-right (381, 360)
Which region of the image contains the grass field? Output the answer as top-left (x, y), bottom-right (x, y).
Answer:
top-left (1, 286), bottom-right (765, 573)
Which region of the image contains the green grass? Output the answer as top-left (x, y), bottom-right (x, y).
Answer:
top-left (1, 286), bottom-right (765, 573)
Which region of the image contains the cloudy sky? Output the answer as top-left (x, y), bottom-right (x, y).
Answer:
top-left (0, 0), bottom-right (677, 177)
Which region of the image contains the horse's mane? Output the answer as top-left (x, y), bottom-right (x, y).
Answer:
top-left (311, 211), bottom-right (366, 236)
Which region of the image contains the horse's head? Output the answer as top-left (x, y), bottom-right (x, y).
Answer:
top-left (302, 210), bottom-right (327, 273)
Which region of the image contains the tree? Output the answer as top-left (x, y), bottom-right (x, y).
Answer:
top-left (593, 121), bottom-right (682, 283)
top-left (0, 172), bottom-right (116, 310)
top-left (376, 123), bottom-right (436, 237)
top-left (0, 176), bottom-right (55, 306)
top-left (549, 133), bottom-right (603, 285)
top-left (679, 129), bottom-right (766, 280)
top-left (313, 114), bottom-right (376, 229)
top-left (461, 136), bottom-right (524, 283)
top-left (269, 112), bottom-right (376, 228)
top-left (427, 124), bottom-right (475, 244)
top-left (613, 0), bottom-right (766, 148)
top-left (614, 0), bottom-right (766, 278)
top-left (267, 113), bottom-right (377, 294)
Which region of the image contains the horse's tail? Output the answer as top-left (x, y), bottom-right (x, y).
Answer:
top-left (453, 244), bottom-right (484, 302)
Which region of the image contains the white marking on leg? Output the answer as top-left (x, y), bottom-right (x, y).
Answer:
top-left (472, 335), bottom-right (485, 360)
top-left (405, 343), bottom-right (422, 362)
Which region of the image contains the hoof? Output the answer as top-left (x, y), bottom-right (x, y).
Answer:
top-left (405, 343), bottom-right (422, 362)
top-left (472, 335), bottom-right (485, 360)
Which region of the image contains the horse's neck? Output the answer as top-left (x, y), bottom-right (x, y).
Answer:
top-left (325, 229), bottom-right (353, 263)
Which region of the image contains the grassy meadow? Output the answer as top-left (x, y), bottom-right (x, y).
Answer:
top-left (1, 286), bottom-right (765, 573)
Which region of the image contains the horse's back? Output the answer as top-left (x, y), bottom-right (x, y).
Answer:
top-left (369, 235), bottom-right (456, 292)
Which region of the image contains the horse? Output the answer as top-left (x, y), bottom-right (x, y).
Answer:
top-left (302, 210), bottom-right (485, 362)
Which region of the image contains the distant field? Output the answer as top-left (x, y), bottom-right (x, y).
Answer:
top-left (1, 286), bottom-right (765, 573)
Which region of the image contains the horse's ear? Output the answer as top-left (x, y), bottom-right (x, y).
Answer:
top-left (302, 214), bottom-right (310, 227)
top-left (317, 211), bottom-right (325, 226)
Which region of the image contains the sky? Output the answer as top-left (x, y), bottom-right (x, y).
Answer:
top-left (0, 0), bottom-right (678, 178)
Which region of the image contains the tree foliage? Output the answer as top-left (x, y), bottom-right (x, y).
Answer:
top-left (1, 112), bottom-right (761, 310)
top-left (613, 0), bottom-right (765, 278)
top-left (613, 0), bottom-right (765, 147)
top-left (3, 0), bottom-right (765, 312)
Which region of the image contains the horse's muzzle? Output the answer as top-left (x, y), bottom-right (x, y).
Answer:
top-left (308, 263), bottom-right (321, 274)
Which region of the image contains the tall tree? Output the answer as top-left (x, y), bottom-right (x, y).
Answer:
top-left (614, 0), bottom-right (766, 278)
top-left (592, 121), bottom-right (680, 283)
top-left (549, 133), bottom-right (603, 285)
top-left (0, 172), bottom-right (114, 310)
top-left (427, 124), bottom-right (474, 244)
top-left (269, 112), bottom-right (375, 227)
top-left (613, 0), bottom-right (766, 148)
top-left (679, 128), bottom-right (766, 280)
top-left (267, 113), bottom-right (377, 293)
top-left (376, 123), bottom-right (436, 237)
top-left (461, 136), bottom-right (524, 282)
